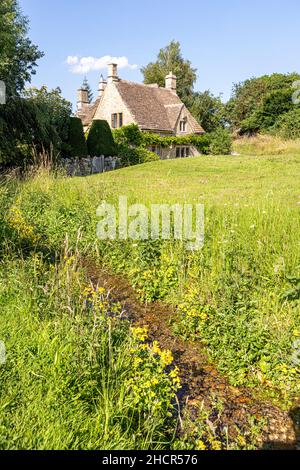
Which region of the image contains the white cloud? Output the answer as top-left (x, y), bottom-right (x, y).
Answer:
top-left (66, 55), bottom-right (138, 74)
top-left (66, 56), bottom-right (79, 66)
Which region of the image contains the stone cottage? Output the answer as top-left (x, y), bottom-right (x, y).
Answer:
top-left (76, 63), bottom-right (204, 159)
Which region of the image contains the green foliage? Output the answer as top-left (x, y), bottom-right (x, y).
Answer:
top-left (188, 90), bottom-right (227, 132)
top-left (208, 128), bottom-right (232, 155)
top-left (0, 252), bottom-right (178, 448)
top-left (227, 73), bottom-right (300, 133)
top-left (66, 117), bottom-right (87, 157)
top-left (87, 120), bottom-right (116, 157)
top-left (113, 124), bottom-right (212, 155)
top-left (118, 144), bottom-right (159, 166)
top-left (241, 89), bottom-right (294, 134)
top-left (0, 87), bottom-right (72, 166)
top-left (3, 156), bottom-right (299, 400)
top-left (113, 124), bottom-right (144, 147)
top-left (141, 41), bottom-right (197, 104)
top-left (0, 0), bottom-right (44, 166)
top-left (271, 108), bottom-right (300, 140)
top-left (0, 0), bottom-right (43, 95)
top-left (24, 86), bottom-right (72, 155)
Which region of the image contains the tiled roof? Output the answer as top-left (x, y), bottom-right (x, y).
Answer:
top-left (115, 81), bottom-right (204, 134)
top-left (77, 80), bottom-right (205, 134)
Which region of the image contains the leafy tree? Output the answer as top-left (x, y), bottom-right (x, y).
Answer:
top-left (141, 41), bottom-right (197, 104)
top-left (23, 86), bottom-right (72, 154)
top-left (271, 108), bottom-right (300, 140)
top-left (240, 88), bottom-right (294, 134)
top-left (226, 73), bottom-right (300, 131)
top-left (0, 0), bottom-right (43, 95)
top-left (188, 90), bottom-right (227, 132)
top-left (87, 120), bottom-right (116, 156)
top-left (0, 0), bottom-right (44, 166)
top-left (82, 76), bottom-right (93, 104)
top-left (208, 128), bottom-right (232, 155)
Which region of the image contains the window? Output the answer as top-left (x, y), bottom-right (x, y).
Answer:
top-left (150, 146), bottom-right (161, 157)
top-left (111, 113), bottom-right (123, 129)
top-left (111, 113), bottom-right (118, 129)
top-left (179, 119), bottom-right (187, 132)
top-left (176, 147), bottom-right (191, 158)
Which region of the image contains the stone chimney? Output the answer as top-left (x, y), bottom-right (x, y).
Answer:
top-left (98, 74), bottom-right (107, 97)
top-left (165, 71), bottom-right (177, 93)
top-left (77, 87), bottom-right (89, 112)
top-left (107, 63), bottom-right (119, 84)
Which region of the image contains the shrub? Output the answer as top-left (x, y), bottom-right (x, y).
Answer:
top-left (113, 124), bottom-right (144, 147)
top-left (87, 120), bottom-right (116, 156)
top-left (208, 128), bottom-right (232, 155)
top-left (66, 117), bottom-right (87, 157)
top-left (118, 144), bottom-right (159, 166)
top-left (271, 108), bottom-right (300, 140)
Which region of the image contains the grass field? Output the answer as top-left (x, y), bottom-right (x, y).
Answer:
top-left (0, 140), bottom-right (299, 449)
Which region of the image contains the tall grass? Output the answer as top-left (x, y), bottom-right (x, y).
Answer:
top-left (233, 134), bottom-right (300, 156)
top-left (0, 180), bottom-right (179, 449)
top-left (1, 148), bottom-right (299, 446)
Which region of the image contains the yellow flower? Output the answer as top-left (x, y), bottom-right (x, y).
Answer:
top-left (152, 341), bottom-right (161, 355)
top-left (160, 349), bottom-right (173, 367)
top-left (211, 440), bottom-right (222, 451)
top-left (169, 366), bottom-right (179, 379)
top-left (196, 440), bottom-right (206, 451)
top-left (131, 326), bottom-right (148, 342)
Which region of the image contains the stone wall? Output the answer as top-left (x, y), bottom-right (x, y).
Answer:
top-left (61, 155), bottom-right (121, 177)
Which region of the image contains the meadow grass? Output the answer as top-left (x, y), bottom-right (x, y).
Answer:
top-left (233, 134), bottom-right (300, 157)
top-left (0, 144), bottom-right (300, 447)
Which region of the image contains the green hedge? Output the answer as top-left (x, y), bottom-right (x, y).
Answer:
top-left (87, 120), bottom-right (116, 156)
top-left (66, 117), bottom-right (87, 157)
top-left (118, 145), bottom-right (159, 166)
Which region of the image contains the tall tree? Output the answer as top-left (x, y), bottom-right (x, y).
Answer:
top-left (188, 90), bottom-right (227, 132)
top-left (82, 76), bottom-right (93, 103)
top-left (141, 41), bottom-right (197, 104)
top-left (0, 0), bottom-right (43, 95)
top-left (226, 73), bottom-right (300, 131)
top-left (0, 0), bottom-right (44, 165)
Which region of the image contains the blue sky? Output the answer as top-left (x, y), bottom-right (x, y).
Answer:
top-left (19, 0), bottom-right (300, 111)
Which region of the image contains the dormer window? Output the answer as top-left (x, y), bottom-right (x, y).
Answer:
top-left (180, 119), bottom-right (187, 132)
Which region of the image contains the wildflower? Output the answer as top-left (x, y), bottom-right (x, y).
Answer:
top-left (211, 440), bottom-right (222, 451)
top-left (152, 341), bottom-right (161, 355)
top-left (131, 326), bottom-right (148, 342)
top-left (160, 349), bottom-right (174, 367)
top-left (196, 440), bottom-right (206, 451)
